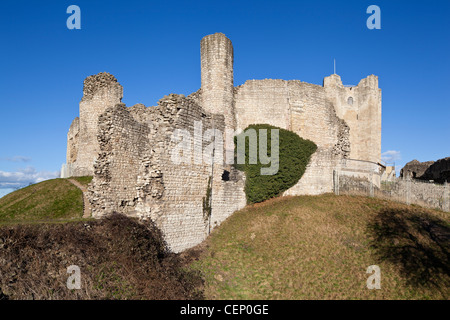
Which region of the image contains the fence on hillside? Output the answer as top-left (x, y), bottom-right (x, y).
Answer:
top-left (333, 167), bottom-right (449, 213)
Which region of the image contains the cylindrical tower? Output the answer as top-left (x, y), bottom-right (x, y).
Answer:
top-left (75, 72), bottom-right (123, 176)
top-left (200, 33), bottom-right (235, 131)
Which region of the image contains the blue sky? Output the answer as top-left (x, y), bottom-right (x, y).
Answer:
top-left (0, 0), bottom-right (449, 198)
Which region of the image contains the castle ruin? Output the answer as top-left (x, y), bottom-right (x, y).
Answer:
top-left (62, 33), bottom-right (382, 252)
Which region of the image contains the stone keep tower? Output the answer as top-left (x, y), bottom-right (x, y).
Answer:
top-left (200, 33), bottom-right (236, 131)
top-left (64, 72), bottom-right (123, 177)
top-left (323, 74), bottom-right (381, 164)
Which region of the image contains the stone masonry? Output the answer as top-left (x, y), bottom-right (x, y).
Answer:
top-left (62, 33), bottom-right (382, 252)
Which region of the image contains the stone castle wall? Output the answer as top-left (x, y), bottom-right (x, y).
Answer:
top-left (87, 94), bottom-right (246, 253)
top-left (233, 79), bottom-right (353, 195)
top-left (337, 174), bottom-right (449, 213)
top-left (400, 179), bottom-right (449, 211)
top-left (63, 32), bottom-right (383, 252)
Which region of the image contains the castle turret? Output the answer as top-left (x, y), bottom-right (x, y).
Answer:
top-left (200, 33), bottom-right (235, 131)
top-left (74, 72), bottom-right (123, 176)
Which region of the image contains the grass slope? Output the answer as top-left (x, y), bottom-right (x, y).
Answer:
top-left (0, 179), bottom-right (84, 223)
top-left (189, 194), bottom-right (450, 300)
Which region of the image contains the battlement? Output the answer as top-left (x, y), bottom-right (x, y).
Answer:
top-left (357, 74), bottom-right (379, 89)
top-left (323, 74), bottom-right (379, 90)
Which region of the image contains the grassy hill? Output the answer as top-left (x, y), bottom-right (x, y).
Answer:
top-left (188, 194), bottom-right (450, 300)
top-left (0, 177), bottom-right (203, 300)
top-left (0, 178), bottom-right (85, 224)
top-left (0, 178), bottom-right (448, 300)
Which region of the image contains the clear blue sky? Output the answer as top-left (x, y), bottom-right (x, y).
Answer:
top-left (1, 0), bottom-right (449, 197)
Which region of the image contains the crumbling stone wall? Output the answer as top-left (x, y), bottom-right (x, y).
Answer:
top-left (396, 179), bottom-right (448, 210)
top-left (88, 94), bottom-right (246, 252)
top-left (67, 117), bottom-right (79, 164)
top-left (88, 103), bottom-right (150, 215)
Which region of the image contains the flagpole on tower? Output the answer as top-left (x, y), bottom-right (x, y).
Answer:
top-left (334, 59), bottom-right (336, 75)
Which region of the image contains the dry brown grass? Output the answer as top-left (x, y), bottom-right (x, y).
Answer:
top-left (0, 214), bottom-right (203, 300)
top-left (188, 194), bottom-right (449, 299)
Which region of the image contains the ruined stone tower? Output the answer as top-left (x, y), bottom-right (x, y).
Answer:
top-left (62, 72), bottom-right (123, 177)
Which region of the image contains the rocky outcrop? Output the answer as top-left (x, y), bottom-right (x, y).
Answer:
top-left (400, 160), bottom-right (434, 179)
top-left (401, 158), bottom-right (450, 183)
top-left (425, 157), bottom-right (450, 183)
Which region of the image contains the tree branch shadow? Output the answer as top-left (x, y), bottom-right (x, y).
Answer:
top-left (367, 208), bottom-right (450, 296)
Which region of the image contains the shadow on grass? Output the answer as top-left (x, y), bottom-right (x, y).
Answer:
top-left (368, 208), bottom-right (449, 294)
